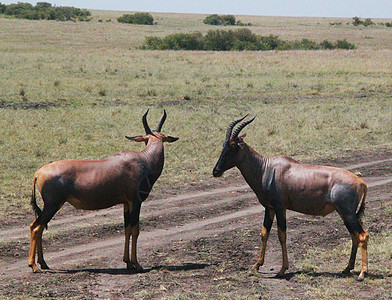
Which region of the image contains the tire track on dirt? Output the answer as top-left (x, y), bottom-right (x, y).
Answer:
top-left (0, 186), bottom-right (252, 243)
top-left (2, 157), bottom-right (391, 240)
top-left (1, 175), bottom-right (392, 277)
top-left (0, 185), bottom-right (251, 241)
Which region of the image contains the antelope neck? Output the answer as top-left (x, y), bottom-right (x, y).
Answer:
top-left (141, 138), bottom-right (165, 178)
top-left (236, 145), bottom-right (267, 194)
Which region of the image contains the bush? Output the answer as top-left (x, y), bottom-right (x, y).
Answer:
top-left (352, 16), bottom-right (375, 27)
top-left (320, 39), bottom-right (335, 49)
top-left (0, 2), bottom-right (7, 14)
top-left (141, 28), bottom-right (356, 51)
top-left (205, 29), bottom-right (236, 50)
top-left (203, 14), bottom-right (237, 26)
top-left (117, 12), bottom-right (153, 25)
top-left (1, 2), bottom-right (91, 21)
top-left (334, 39), bottom-right (356, 49)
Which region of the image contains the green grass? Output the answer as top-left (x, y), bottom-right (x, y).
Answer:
top-left (1, 11), bottom-right (392, 215)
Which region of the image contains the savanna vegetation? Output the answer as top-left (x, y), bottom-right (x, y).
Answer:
top-left (1, 10), bottom-right (391, 211)
top-left (141, 28), bottom-right (355, 50)
top-left (117, 12), bottom-right (154, 25)
top-left (0, 10), bottom-right (392, 298)
top-left (352, 16), bottom-right (375, 27)
top-left (203, 14), bottom-right (251, 26)
top-left (0, 1), bottom-right (91, 21)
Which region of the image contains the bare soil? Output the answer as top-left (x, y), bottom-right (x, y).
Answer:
top-left (1, 148), bottom-right (392, 299)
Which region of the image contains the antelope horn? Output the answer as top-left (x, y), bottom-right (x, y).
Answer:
top-left (225, 114), bottom-right (248, 140)
top-left (142, 109), bottom-right (153, 135)
top-left (232, 115), bottom-right (256, 139)
top-left (156, 109), bottom-right (167, 132)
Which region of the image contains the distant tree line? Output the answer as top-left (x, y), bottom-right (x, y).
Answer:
top-left (0, 2), bottom-right (91, 21)
top-left (352, 16), bottom-right (375, 27)
top-left (141, 28), bottom-right (356, 51)
top-left (329, 17), bottom-right (392, 28)
top-left (203, 14), bottom-right (251, 26)
top-left (380, 22), bottom-right (392, 27)
top-left (117, 12), bottom-right (154, 25)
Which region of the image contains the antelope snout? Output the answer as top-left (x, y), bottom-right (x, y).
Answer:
top-left (213, 167), bottom-right (223, 177)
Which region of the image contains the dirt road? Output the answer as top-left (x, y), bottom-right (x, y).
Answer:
top-left (1, 151), bottom-right (392, 298)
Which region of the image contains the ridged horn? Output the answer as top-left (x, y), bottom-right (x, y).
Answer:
top-left (156, 109), bottom-right (167, 132)
top-left (225, 114), bottom-right (248, 140)
top-left (232, 115), bottom-right (256, 139)
top-left (142, 109), bottom-right (152, 135)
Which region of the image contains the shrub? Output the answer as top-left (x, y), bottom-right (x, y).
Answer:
top-left (117, 12), bottom-right (153, 25)
top-left (141, 28), bottom-right (356, 51)
top-left (221, 14), bottom-right (236, 26)
top-left (0, 2), bottom-right (7, 14)
top-left (320, 39), bottom-right (335, 49)
top-left (352, 16), bottom-right (361, 26)
top-left (204, 29), bottom-right (235, 50)
top-left (203, 14), bottom-right (236, 26)
top-left (363, 18), bottom-right (375, 26)
top-left (334, 39), bottom-right (356, 49)
top-left (1, 2), bottom-right (91, 21)
top-left (352, 16), bottom-right (375, 27)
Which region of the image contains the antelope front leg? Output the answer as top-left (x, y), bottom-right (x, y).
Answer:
top-left (252, 208), bottom-right (275, 271)
top-left (123, 202), bottom-right (143, 272)
top-left (123, 203), bottom-right (135, 270)
top-left (130, 223), bottom-right (142, 272)
top-left (276, 209), bottom-right (288, 277)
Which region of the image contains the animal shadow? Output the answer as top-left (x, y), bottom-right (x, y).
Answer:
top-left (264, 269), bottom-right (386, 281)
top-left (48, 262), bottom-right (210, 275)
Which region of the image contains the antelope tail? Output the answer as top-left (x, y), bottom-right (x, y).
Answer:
top-left (31, 174), bottom-right (42, 218)
top-left (356, 183), bottom-right (367, 222)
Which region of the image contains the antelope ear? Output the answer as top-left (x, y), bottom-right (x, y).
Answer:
top-left (163, 136), bottom-right (179, 143)
top-left (125, 135), bottom-right (148, 143)
top-left (238, 134), bottom-right (246, 149)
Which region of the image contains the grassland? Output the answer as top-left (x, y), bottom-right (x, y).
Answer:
top-left (1, 10), bottom-right (392, 298)
top-left (1, 11), bottom-right (392, 213)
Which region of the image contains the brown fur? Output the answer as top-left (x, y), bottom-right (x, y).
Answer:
top-left (214, 128), bottom-right (369, 281)
top-left (28, 113), bottom-right (178, 273)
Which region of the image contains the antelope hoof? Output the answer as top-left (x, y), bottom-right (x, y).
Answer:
top-left (29, 264), bottom-right (42, 273)
top-left (276, 267), bottom-right (288, 278)
top-left (125, 261), bottom-right (135, 270)
top-left (32, 267), bottom-right (42, 273)
top-left (126, 261), bottom-right (143, 272)
top-left (40, 262), bottom-right (50, 270)
top-left (134, 263), bottom-right (143, 272)
top-left (356, 271), bottom-right (366, 282)
top-left (251, 263), bottom-right (260, 271)
top-left (342, 267), bottom-right (352, 275)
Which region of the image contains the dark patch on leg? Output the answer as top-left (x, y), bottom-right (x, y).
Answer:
top-left (264, 169), bottom-right (286, 230)
top-left (129, 201), bottom-right (141, 228)
top-left (138, 174), bottom-right (156, 202)
top-left (263, 208), bottom-right (274, 232)
top-left (124, 208), bottom-right (131, 228)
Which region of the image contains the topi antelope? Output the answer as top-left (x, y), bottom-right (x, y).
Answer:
top-left (28, 110), bottom-right (178, 273)
top-left (213, 115), bottom-right (369, 281)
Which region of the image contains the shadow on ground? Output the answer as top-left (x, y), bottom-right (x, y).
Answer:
top-left (44, 262), bottom-right (211, 275)
top-left (260, 269), bottom-right (388, 281)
